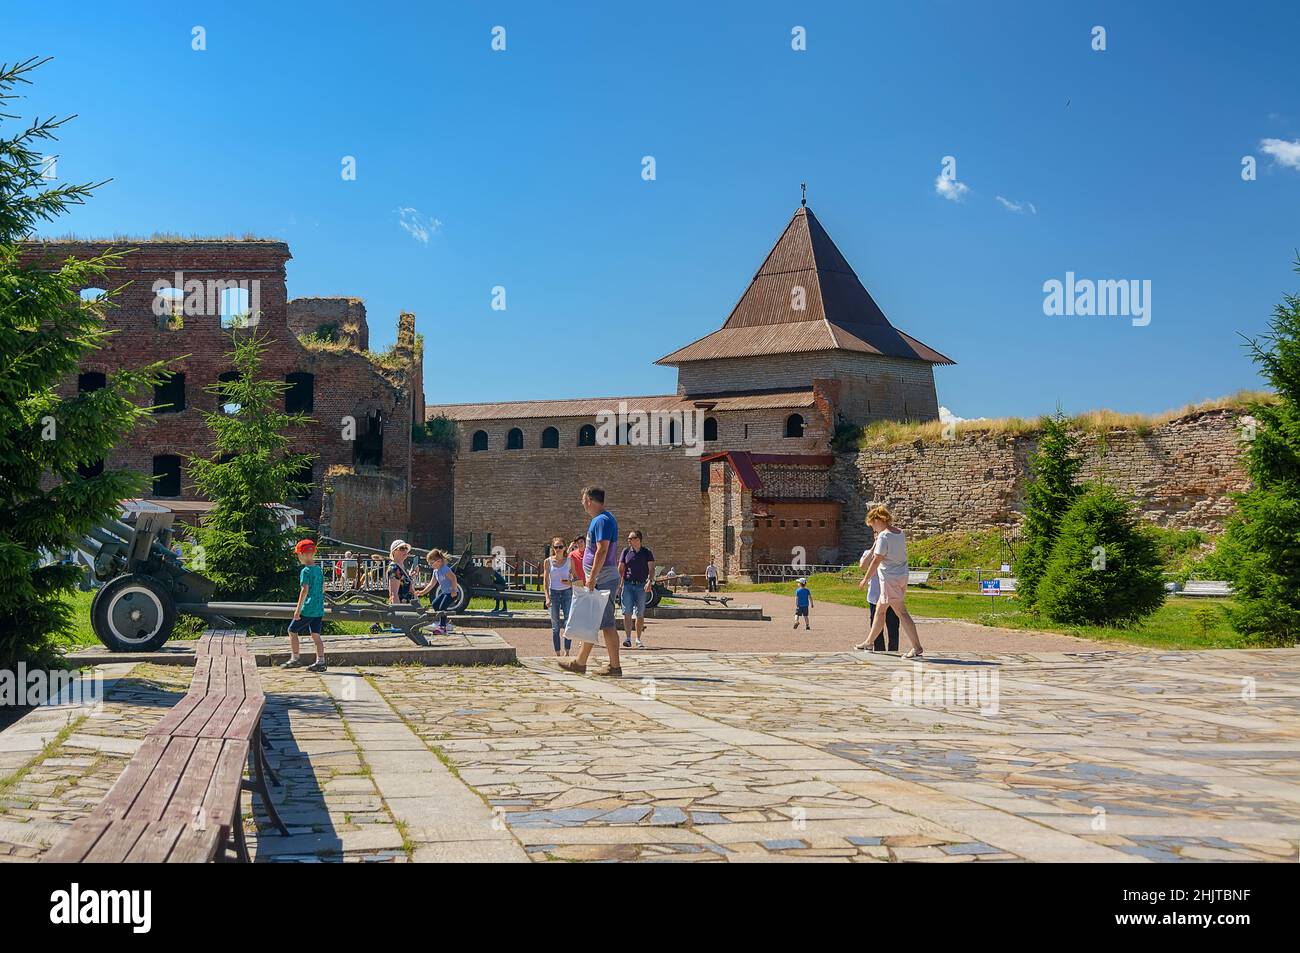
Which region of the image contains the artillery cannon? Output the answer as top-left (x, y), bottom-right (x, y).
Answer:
top-left (81, 507), bottom-right (448, 651)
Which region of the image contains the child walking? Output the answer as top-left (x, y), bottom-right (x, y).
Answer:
top-left (282, 538), bottom-right (327, 672)
top-left (793, 577), bottom-right (813, 630)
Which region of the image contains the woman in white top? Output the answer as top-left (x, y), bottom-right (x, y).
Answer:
top-left (543, 536), bottom-right (574, 657)
top-left (855, 505), bottom-right (924, 658)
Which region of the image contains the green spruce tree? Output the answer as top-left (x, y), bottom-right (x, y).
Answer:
top-left (1219, 261), bottom-right (1300, 645)
top-left (1015, 408), bottom-right (1082, 607)
top-left (0, 57), bottom-right (164, 668)
top-left (188, 332), bottom-right (315, 599)
top-left (1036, 484), bottom-right (1166, 627)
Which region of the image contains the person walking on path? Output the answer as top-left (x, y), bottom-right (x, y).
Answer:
top-left (855, 506), bottom-right (924, 658)
top-left (705, 558), bottom-right (719, 592)
top-left (860, 559), bottom-right (900, 652)
top-left (793, 577), bottom-right (813, 630)
top-left (617, 530), bottom-right (655, 649)
top-left (543, 536), bottom-right (574, 657)
top-left (282, 538), bottom-right (328, 672)
top-left (559, 487), bottom-right (622, 677)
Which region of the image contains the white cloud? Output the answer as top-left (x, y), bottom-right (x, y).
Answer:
top-left (934, 175), bottom-right (969, 202)
top-left (995, 195), bottom-right (1037, 214)
top-left (397, 207), bottom-right (443, 243)
top-left (1260, 138), bottom-right (1300, 171)
top-left (938, 406), bottom-right (986, 424)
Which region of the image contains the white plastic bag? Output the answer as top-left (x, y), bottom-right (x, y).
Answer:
top-left (564, 587), bottom-right (609, 644)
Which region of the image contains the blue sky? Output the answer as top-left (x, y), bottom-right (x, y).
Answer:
top-left (7, 0), bottom-right (1299, 419)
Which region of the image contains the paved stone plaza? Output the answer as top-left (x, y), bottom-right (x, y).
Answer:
top-left (1, 639), bottom-right (1297, 863)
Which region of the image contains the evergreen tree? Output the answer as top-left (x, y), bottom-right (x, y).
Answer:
top-left (189, 332), bottom-right (315, 599)
top-left (1219, 261), bottom-right (1300, 645)
top-left (1036, 484), bottom-right (1166, 627)
top-left (1015, 408), bottom-right (1082, 607)
top-left (0, 57), bottom-right (164, 668)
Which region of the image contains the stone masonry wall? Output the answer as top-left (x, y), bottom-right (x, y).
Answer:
top-left (830, 408), bottom-right (1250, 557)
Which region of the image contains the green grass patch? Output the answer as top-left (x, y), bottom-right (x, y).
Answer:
top-left (728, 572), bottom-right (1246, 650)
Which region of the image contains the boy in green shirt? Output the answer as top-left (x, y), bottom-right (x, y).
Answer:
top-left (282, 538), bottom-right (327, 672)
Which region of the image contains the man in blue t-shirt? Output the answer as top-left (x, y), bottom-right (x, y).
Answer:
top-left (560, 486), bottom-right (623, 677)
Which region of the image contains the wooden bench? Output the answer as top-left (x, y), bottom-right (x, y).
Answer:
top-left (1178, 580), bottom-right (1234, 597)
top-left (44, 630), bottom-right (286, 864)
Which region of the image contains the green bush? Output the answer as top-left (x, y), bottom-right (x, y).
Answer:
top-left (1036, 485), bottom-right (1166, 627)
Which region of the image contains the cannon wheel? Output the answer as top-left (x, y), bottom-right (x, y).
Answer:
top-left (449, 585), bottom-right (472, 614)
top-left (647, 584), bottom-right (668, 610)
top-left (92, 573), bottom-right (176, 652)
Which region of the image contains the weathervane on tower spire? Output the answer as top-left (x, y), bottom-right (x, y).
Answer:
top-left (800, 182), bottom-right (807, 207)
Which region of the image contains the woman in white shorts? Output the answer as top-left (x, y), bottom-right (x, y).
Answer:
top-left (855, 505), bottom-right (924, 658)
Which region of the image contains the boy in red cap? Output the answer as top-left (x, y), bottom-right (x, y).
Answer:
top-left (282, 538), bottom-right (327, 671)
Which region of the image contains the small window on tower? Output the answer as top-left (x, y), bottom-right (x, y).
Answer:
top-left (285, 372), bottom-right (314, 413)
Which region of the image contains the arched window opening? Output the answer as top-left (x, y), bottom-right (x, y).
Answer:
top-left (784, 413), bottom-right (804, 438)
top-left (471, 430), bottom-right (488, 452)
top-left (578, 424), bottom-right (596, 447)
top-left (703, 417), bottom-right (718, 441)
top-left (506, 427), bottom-right (524, 450)
top-left (541, 426), bottom-right (559, 449)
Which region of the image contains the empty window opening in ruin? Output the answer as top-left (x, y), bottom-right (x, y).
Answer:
top-left (78, 371), bottom-right (106, 392)
top-left (704, 417), bottom-right (718, 441)
top-left (785, 414), bottom-right (804, 438)
top-left (78, 459), bottom-right (104, 479)
top-left (153, 372), bottom-right (185, 414)
top-left (353, 411), bottom-right (384, 467)
top-left (285, 372), bottom-right (315, 414)
top-left (156, 287), bottom-right (184, 330)
top-left (289, 460), bottom-right (314, 500)
top-left (217, 371), bottom-right (241, 415)
top-left (152, 455), bottom-right (182, 498)
top-left (219, 286), bottom-right (256, 330)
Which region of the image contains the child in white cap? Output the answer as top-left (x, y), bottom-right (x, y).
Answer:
top-left (793, 577), bottom-right (813, 630)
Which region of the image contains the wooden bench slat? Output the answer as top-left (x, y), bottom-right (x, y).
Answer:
top-left (123, 821), bottom-right (184, 862)
top-left (130, 736), bottom-right (199, 821)
top-left (41, 816), bottom-right (111, 863)
top-left (173, 692), bottom-right (227, 737)
top-left (93, 735), bottom-right (170, 819)
top-left (166, 824), bottom-right (223, 863)
top-left (158, 737), bottom-right (224, 824)
top-left (225, 697), bottom-right (266, 741)
top-left (148, 692), bottom-right (204, 737)
top-left (199, 739), bottom-right (250, 840)
top-left (83, 818), bottom-right (151, 863)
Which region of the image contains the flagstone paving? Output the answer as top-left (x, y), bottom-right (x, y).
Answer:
top-left (1, 648), bottom-right (1297, 863)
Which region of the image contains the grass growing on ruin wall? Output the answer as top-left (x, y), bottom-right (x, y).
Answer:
top-left (847, 390), bottom-right (1278, 450)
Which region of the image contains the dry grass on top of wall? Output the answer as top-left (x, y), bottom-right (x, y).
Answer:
top-left (852, 390), bottom-right (1278, 449)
